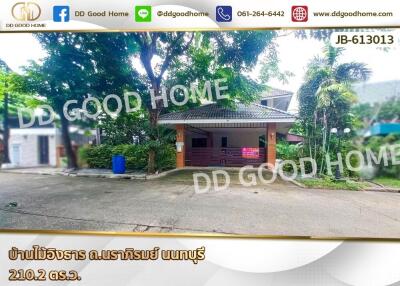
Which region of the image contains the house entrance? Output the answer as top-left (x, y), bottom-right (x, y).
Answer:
top-left (38, 136), bottom-right (49, 165)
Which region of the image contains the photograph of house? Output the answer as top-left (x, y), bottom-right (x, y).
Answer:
top-left (0, 30), bottom-right (399, 238)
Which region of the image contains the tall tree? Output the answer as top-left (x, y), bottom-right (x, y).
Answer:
top-left (298, 44), bottom-right (371, 174)
top-left (129, 31), bottom-right (278, 173)
top-left (24, 33), bottom-right (144, 169)
top-left (0, 60), bottom-right (28, 165)
top-left (23, 33), bottom-right (97, 168)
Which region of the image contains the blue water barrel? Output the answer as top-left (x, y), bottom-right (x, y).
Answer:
top-left (112, 155), bottom-right (126, 174)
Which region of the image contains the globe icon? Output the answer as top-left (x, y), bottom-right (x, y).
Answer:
top-left (292, 7), bottom-right (307, 21)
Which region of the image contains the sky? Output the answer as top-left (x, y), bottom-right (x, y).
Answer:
top-left (0, 31), bottom-right (399, 112)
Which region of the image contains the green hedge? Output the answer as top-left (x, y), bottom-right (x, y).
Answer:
top-left (79, 144), bottom-right (113, 169)
top-left (79, 143), bottom-right (176, 171)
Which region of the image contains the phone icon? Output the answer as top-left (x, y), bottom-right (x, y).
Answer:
top-left (216, 6), bottom-right (232, 22)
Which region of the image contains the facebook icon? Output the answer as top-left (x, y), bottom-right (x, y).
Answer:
top-left (53, 6), bottom-right (70, 22)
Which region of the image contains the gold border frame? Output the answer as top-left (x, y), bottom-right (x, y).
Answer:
top-left (2, 229), bottom-right (400, 242)
top-left (0, 25), bottom-right (400, 33)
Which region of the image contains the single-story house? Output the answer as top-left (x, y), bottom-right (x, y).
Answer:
top-left (158, 102), bottom-right (296, 168)
top-left (8, 123), bottom-right (58, 167)
top-left (4, 118), bottom-right (94, 168)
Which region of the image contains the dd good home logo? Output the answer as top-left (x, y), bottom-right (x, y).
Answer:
top-left (12, 2), bottom-right (41, 21)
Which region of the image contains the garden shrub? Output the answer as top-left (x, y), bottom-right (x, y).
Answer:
top-left (155, 144), bottom-right (176, 171)
top-left (276, 140), bottom-right (301, 172)
top-left (360, 134), bottom-right (400, 179)
top-left (112, 144), bottom-right (148, 170)
top-left (80, 144), bottom-right (113, 169)
top-left (80, 143), bottom-right (176, 172)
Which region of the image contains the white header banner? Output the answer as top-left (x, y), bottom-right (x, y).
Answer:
top-left (0, 0), bottom-right (398, 31)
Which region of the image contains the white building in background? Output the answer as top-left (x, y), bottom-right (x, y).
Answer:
top-left (3, 118), bottom-right (94, 168)
top-left (9, 127), bottom-right (59, 167)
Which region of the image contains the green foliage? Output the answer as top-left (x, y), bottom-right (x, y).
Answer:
top-left (0, 69), bottom-right (31, 120)
top-left (297, 43), bottom-right (371, 176)
top-left (352, 97), bottom-right (400, 127)
top-left (111, 144), bottom-right (148, 170)
top-left (277, 140), bottom-right (300, 161)
top-left (276, 140), bottom-right (301, 172)
top-left (79, 144), bottom-right (113, 169)
top-left (99, 112), bottom-right (147, 146)
top-left (158, 31), bottom-right (280, 111)
top-left (360, 134), bottom-right (400, 178)
top-left (155, 144), bottom-right (176, 171)
top-left (22, 33), bottom-right (146, 129)
top-left (80, 143), bottom-right (176, 171)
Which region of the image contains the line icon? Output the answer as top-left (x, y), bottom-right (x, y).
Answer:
top-left (135, 6), bottom-right (152, 22)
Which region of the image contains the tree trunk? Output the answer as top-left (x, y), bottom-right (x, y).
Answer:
top-left (60, 114), bottom-right (78, 169)
top-left (2, 89), bottom-right (10, 164)
top-left (147, 109), bottom-right (158, 174)
top-left (148, 149), bottom-right (156, 174)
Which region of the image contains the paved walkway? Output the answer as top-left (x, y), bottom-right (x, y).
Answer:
top-left (1, 172), bottom-right (400, 237)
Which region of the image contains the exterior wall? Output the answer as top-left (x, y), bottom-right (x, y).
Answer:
top-left (260, 97), bottom-right (290, 111)
top-left (212, 131), bottom-right (264, 148)
top-left (185, 130), bottom-right (265, 148)
top-left (184, 127), bottom-right (279, 167)
top-left (185, 132), bottom-right (207, 148)
top-left (9, 129), bottom-right (57, 167)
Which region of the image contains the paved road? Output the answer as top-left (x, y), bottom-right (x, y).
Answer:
top-left (1, 172), bottom-right (400, 238)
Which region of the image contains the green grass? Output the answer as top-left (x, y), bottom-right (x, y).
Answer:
top-left (374, 177), bottom-right (400, 188)
top-left (298, 178), bottom-right (367, 191)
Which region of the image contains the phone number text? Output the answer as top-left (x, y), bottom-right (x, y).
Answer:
top-left (237, 10), bottom-right (285, 17)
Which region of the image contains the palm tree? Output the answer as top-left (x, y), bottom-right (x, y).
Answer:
top-left (298, 44), bottom-right (371, 175)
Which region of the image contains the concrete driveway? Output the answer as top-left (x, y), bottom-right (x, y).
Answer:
top-left (1, 171), bottom-right (400, 238)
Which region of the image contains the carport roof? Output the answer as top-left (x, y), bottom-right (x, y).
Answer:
top-left (158, 102), bottom-right (296, 124)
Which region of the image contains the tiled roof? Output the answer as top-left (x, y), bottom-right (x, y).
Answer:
top-left (158, 102), bottom-right (296, 123)
top-left (260, 88), bottom-right (293, 98)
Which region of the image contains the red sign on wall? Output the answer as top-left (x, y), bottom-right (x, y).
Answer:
top-left (241, 147), bottom-right (260, 159)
